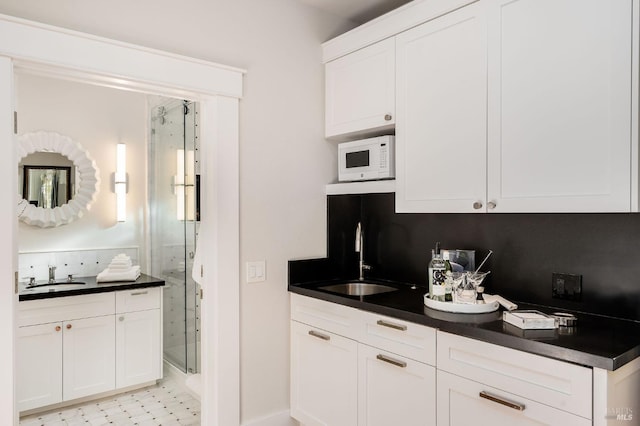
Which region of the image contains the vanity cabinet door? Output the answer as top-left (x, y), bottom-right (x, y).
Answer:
top-left (395, 2), bottom-right (488, 213)
top-left (325, 37), bottom-right (395, 139)
top-left (290, 320), bottom-right (358, 426)
top-left (17, 322), bottom-right (63, 412)
top-left (63, 315), bottom-right (116, 401)
top-left (437, 370), bottom-right (591, 426)
top-left (358, 343), bottom-right (435, 426)
top-left (116, 309), bottom-right (161, 388)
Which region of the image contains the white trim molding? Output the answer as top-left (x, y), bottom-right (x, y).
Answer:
top-left (0, 13), bottom-right (245, 99)
top-left (17, 131), bottom-right (100, 228)
top-left (0, 13), bottom-right (243, 426)
top-left (242, 410), bottom-right (298, 426)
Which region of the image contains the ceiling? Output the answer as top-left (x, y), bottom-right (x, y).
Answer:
top-left (298, 0), bottom-right (413, 24)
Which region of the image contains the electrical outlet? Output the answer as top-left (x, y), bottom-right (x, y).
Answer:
top-left (551, 273), bottom-right (582, 301)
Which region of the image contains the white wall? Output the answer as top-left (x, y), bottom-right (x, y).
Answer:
top-left (15, 74), bottom-right (147, 261)
top-left (0, 0), bottom-right (355, 422)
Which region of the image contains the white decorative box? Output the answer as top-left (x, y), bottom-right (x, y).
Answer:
top-left (503, 310), bottom-right (558, 330)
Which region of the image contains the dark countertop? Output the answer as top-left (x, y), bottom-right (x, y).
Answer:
top-left (19, 273), bottom-right (165, 301)
top-left (289, 278), bottom-right (640, 371)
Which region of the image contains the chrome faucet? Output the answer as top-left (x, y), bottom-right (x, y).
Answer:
top-left (355, 222), bottom-right (371, 281)
top-left (48, 265), bottom-right (57, 283)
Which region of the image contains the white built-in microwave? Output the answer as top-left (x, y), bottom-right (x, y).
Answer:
top-left (338, 136), bottom-right (395, 182)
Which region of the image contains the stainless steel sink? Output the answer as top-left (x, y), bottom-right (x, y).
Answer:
top-left (319, 281), bottom-right (398, 296)
top-left (25, 281), bottom-right (86, 289)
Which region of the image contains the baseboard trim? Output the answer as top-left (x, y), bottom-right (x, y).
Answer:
top-left (242, 409), bottom-right (297, 426)
top-left (162, 360), bottom-right (201, 401)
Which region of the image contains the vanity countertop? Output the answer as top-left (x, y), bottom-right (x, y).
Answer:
top-left (19, 273), bottom-right (165, 301)
top-left (288, 262), bottom-right (640, 371)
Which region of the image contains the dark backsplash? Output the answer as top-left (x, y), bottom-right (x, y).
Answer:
top-left (328, 192), bottom-right (640, 322)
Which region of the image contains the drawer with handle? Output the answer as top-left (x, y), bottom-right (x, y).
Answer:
top-left (437, 331), bottom-right (592, 419)
top-left (290, 293), bottom-right (360, 340)
top-left (360, 310), bottom-right (436, 365)
top-left (115, 287), bottom-right (161, 313)
top-left (437, 370), bottom-right (591, 426)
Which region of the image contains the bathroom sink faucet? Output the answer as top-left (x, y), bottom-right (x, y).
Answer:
top-left (48, 265), bottom-right (56, 283)
top-left (355, 222), bottom-right (371, 281)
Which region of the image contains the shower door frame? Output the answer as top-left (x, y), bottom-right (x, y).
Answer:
top-left (0, 14), bottom-right (243, 426)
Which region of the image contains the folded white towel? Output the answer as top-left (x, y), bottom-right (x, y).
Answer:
top-left (108, 263), bottom-right (132, 271)
top-left (97, 265), bottom-right (141, 283)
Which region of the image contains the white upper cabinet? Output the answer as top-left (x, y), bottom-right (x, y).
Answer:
top-left (325, 37), bottom-right (395, 139)
top-left (395, 2), bottom-right (488, 213)
top-left (327, 0), bottom-right (638, 212)
top-left (486, 0), bottom-right (633, 212)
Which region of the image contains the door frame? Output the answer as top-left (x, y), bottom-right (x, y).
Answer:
top-left (0, 13), bottom-right (243, 425)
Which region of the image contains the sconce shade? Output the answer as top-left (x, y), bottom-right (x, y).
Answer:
top-left (115, 143), bottom-right (127, 222)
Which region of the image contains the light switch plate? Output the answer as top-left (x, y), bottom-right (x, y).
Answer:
top-left (246, 260), bottom-right (266, 283)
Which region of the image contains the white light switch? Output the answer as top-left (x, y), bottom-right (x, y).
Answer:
top-left (246, 260), bottom-right (266, 283)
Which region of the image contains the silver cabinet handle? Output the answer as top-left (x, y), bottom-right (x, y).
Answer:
top-left (487, 201), bottom-right (497, 210)
top-left (308, 330), bottom-right (330, 341)
top-left (130, 291), bottom-right (148, 296)
top-left (376, 319), bottom-right (407, 331)
top-left (479, 391), bottom-right (525, 411)
top-left (376, 354), bottom-right (407, 368)
top-left (119, 316), bottom-right (125, 322)
top-left (384, 114), bottom-right (393, 121)
top-left (473, 201), bottom-right (483, 210)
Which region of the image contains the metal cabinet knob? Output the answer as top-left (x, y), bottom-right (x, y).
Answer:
top-left (487, 201), bottom-right (497, 210)
top-left (473, 201), bottom-right (483, 210)
top-left (384, 114), bottom-right (393, 121)
top-left (55, 326), bottom-right (61, 332)
top-left (119, 316), bottom-right (125, 322)
top-left (66, 324), bottom-right (72, 330)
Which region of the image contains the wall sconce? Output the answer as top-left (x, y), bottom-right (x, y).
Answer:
top-left (174, 149), bottom-right (195, 221)
top-left (113, 143), bottom-right (127, 222)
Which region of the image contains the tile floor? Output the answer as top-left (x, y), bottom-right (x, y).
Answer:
top-left (19, 377), bottom-right (200, 426)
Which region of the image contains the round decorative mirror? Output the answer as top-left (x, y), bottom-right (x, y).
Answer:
top-left (17, 131), bottom-right (100, 228)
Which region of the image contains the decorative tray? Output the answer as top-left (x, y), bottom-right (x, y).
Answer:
top-left (423, 294), bottom-right (499, 314)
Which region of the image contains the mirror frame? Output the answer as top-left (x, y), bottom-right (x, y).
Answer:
top-left (17, 131), bottom-right (100, 228)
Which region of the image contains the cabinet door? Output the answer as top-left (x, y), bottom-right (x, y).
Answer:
top-left (16, 322), bottom-right (63, 412)
top-left (358, 344), bottom-right (435, 426)
top-left (290, 321), bottom-right (358, 426)
top-left (326, 37), bottom-right (395, 139)
top-left (395, 2), bottom-right (488, 213)
top-left (437, 370), bottom-right (591, 426)
top-left (486, 0), bottom-right (633, 212)
top-left (63, 315), bottom-right (116, 400)
top-left (116, 309), bottom-right (161, 388)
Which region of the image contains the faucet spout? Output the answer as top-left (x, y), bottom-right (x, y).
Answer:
top-left (48, 265), bottom-right (57, 283)
top-left (355, 222), bottom-right (371, 281)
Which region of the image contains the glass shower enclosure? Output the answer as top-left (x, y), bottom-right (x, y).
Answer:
top-left (149, 98), bottom-right (201, 374)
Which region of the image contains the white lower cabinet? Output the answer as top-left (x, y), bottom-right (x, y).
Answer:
top-left (17, 322), bottom-right (63, 411)
top-left (291, 320), bottom-right (358, 426)
top-left (17, 288), bottom-right (162, 413)
top-left (358, 344), bottom-right (435, 426)
top-left (437, 370), bottom-right (590, 426)
top-left (290, 294), bottom-right (437, 426)
top-left (17, 315), bottom-right (116, 411)
top-left (62, 315), bottom-right (116, 401)
top-left (116, 309), bottom-right (161, 388)
top-left (291, 295), bottom-right (640, 425)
